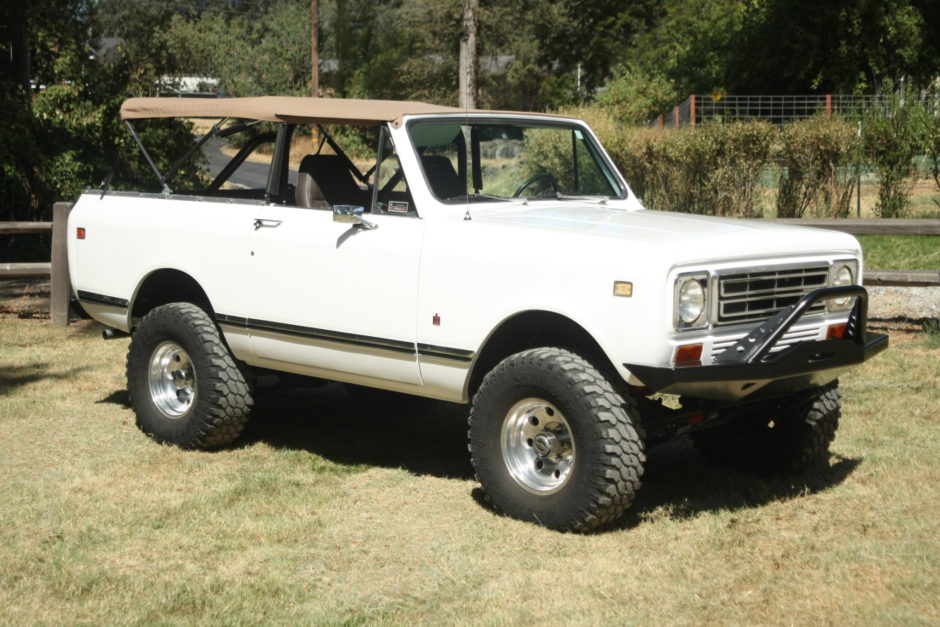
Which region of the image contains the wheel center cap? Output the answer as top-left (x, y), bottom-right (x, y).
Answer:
top-left (532, 432), bottom-right (556, 457)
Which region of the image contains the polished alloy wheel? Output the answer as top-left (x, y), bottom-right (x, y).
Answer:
top-left (148, 341), bottom-right (196, 418)
top-left (500, 397), bottom-right (575, 494)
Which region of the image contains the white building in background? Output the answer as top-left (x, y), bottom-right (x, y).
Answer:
top-left (158, 76), bottom-right (220, 97)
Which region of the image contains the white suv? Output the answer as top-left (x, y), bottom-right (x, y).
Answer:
top-left (68, 97), bottom-right (888, 531)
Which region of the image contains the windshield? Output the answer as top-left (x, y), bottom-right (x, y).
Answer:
top-left (407, 120), bottom-right (625, 203)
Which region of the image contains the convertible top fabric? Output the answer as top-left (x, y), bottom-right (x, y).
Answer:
top-left (120, 96), bottom-right (463, 126)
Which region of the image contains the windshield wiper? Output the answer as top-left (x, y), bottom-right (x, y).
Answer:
top-left (554, 192), bottom-right (609, 204)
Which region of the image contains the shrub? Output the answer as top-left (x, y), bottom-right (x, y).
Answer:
top-left (776, 117), bottom-right (861, 218)
top-left (600, 119), bottom-right (775, 217)
top-left (861, 87), bottom-right (930, 218)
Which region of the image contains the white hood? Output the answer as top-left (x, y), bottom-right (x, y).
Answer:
top-left (473, 203), bottom-right (862, 266)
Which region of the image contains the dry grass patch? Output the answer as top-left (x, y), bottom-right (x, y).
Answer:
top-left (1, 317), bottom-right (938, 624)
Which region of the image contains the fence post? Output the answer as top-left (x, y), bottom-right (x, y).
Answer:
top-left (690, 94), bottom-right (696, 129)
top-left (825, 94), bottom-right (832, 118)
top-left (51, 202), bottom-right (73, 327)
top-left (673, 106), bottom-right (679, 129)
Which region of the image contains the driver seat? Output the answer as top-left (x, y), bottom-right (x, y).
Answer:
top-left (295, 154), bottom-right (370, 208)
top-left (295, 156), bottom-right (331, 209)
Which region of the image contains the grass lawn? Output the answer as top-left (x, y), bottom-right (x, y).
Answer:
top-left (1, 316), bottom-right (938, 624)
top-left (858, 234), bottom-right (940, 270)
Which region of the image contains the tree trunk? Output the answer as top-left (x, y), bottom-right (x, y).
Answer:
top-left (310, 0), bottom-right (319, 97)
top-left (459, 0), bottom-right (478, 109)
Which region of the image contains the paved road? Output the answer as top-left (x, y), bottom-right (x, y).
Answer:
top-left (205, 137), bottom-right (271, 189)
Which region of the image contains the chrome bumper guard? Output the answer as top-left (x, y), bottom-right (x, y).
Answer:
top-left (625, 286), bottom-right (889, 402)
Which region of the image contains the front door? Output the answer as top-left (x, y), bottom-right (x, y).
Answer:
top-left (244, 205), bottom-right (425, 386)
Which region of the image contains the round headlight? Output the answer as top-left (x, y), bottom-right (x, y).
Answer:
top-left (678, 279), bottom-right (705, 324)
top-left (831, 265), bottom-right (854, 307)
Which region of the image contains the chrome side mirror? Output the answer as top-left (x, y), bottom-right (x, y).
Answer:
top-left (333, 205), bottom-right (377, 230)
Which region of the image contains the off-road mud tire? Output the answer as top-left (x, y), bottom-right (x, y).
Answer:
top-left (468, 347), bottom-right (645, 532)
top-left (691, 381), bottom-right (841, 475)
top-left (127, 302), bottom-right (253, 449)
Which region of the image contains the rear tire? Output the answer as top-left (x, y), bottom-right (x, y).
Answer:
top-left (691, 381), bottom-right (841, 474)
top-left (469, 348), bottom-right (645, 531)
top-left (127, 302), bottom-right (253, 449)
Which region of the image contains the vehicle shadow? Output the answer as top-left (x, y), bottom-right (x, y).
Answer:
top-left (241, 381), bottom-right (861, 527)
top-left (615, 438), bottom-right (862, 530)
top-left (242, 382), bottom-right (474, 480)
top-left (104, 379), bottom-right (861, 525)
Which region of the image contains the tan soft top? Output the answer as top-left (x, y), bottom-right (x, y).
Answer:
top-left (120, 96), bottom-right (463, 126)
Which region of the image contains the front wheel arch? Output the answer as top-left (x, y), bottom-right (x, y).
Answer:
top-left (467, 310), bottom-right (618, 400)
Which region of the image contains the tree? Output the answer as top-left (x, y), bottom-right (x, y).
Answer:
top-left (727, 0), bottom-right (934, 94)
top-left (0, 0), bottom-right (201, 222)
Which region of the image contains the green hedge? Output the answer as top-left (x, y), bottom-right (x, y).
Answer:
top-left (573, 104), bottom-right (935, 219)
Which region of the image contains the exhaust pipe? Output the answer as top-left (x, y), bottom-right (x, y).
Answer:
top-left (102, 328), bottom-right (130, 340)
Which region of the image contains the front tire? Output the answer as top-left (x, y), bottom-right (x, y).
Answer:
top-left (127, 303), bottom-right (253, 449)
top-left (691, 381), bottom-right (841, 474)
top-left (469, 348), bottom-right (645, 531)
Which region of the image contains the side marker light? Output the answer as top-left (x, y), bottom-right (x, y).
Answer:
top-left (613, 281), bottom-right (633, 298)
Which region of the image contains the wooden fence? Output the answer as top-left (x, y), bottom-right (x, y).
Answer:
top-left (1, 202), bottom-right (72, 327)
top-left (1, 209), bottom-right (938, 329)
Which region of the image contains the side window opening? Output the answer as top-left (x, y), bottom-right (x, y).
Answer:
top-left (108, 117), bottom-right (275, 200)
top-left (288, 124), bottom-right (383, 211)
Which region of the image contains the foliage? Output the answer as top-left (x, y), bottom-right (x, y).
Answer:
top-left (0, 0), bottom-right (206, 222)
top-left (596, 65), bottom-right (680, 125)
top-left (925, 107), bottom-right (940, 199)
top-left (158, 1), bottom-right (312, 97)
top-left (3, 0), bottom-right (940, 222)
top-left (776, 117), bottom-right (861, 218)
top-left (862, 85), bottom-right (931, 218)
top-left (627, 0), bottom-right (746, 98)
top-left (603, 121), bottom-right (776, 217)
top-left (727, 0), bottom-right (933, 94)
top-left (538, 0), bottom-right (659, 98)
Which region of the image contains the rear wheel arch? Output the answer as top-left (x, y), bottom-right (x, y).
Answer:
top-left (467, 310), bottom-right (618, 399)
top-left (130, 269), bottom-right (214, 324)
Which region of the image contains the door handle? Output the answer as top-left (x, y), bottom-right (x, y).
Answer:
top-left (253, 218), bottom-right (282, 230)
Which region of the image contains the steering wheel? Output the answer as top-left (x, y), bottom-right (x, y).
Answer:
top-left (513, 173), bottom-right (559, 198)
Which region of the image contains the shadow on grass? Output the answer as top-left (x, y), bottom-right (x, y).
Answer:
top-left (0, 363), bottom-right (92, 395)
top-left (616, 438), bottom-right (862, 529)
top-left (242, 382), bottom-right (474, 480)
top-left (112, 378), bottom-right (861, 524)
top-left (98, 389), bottom-right (131, 407)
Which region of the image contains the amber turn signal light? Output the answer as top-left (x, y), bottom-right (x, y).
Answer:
top-left (673, 343), bottom-right (703, 367)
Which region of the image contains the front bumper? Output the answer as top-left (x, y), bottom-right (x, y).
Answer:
top-left (625, 286), bottom-right (889, 402)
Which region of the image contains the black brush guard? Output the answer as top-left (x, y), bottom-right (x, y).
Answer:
top-left (625, 286), bottom-right (889, 402)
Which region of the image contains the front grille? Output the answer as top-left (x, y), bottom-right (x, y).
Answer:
top-left (716, 264), bottom-right (828, 326)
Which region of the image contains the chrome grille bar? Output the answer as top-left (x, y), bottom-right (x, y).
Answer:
top-left (716, 264), bottom-right (828, 326)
